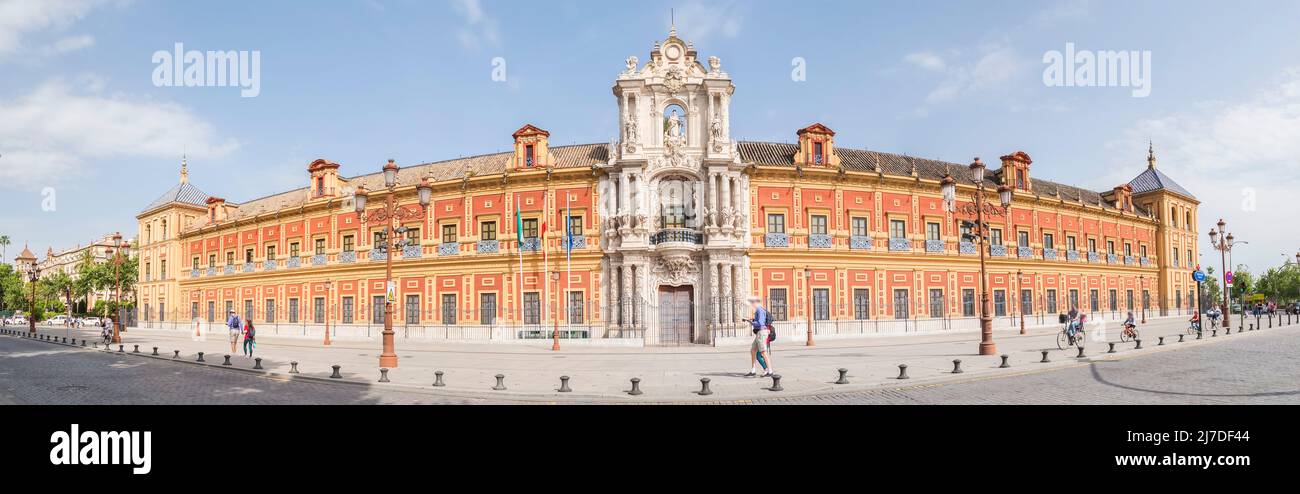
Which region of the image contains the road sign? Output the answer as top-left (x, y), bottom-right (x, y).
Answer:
top-left (1226, 271), bottom-right (1234, 288)
top-left (1193, 270), bottom-right (1206, 283)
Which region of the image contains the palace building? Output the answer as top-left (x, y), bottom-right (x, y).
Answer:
top-left (132, 29), bottom-right (1199, 346)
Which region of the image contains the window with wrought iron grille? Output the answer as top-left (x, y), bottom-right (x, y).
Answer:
top-left (1126, 290), bottom-right (1134, 311)
top-left (372, 296), bottom-right (384, 324)
top-left (568, 291), bottom-right (584, 323)
top-left (313, 298), bottom-right (325, 324)
top-left (993, 290), bottom-right (1006, 316)
top-left (1108, 290), bottom-right (1117, 311)
top-left (768, 288), bottom-right (788, 321)
top-left (810, 215), bottom-right (827, 235)
top-left (191, 302), bottom-right (199, 321)
top-left (523, 292), bottom-right (540, 324)
top-left (522, 219), bottom-right (539, 239)
top-left (1090, 290), bottom-right (1100, 312)
top-left (159, 302), bottom-right (165, 321)
top-left (409, 295), bottom-right (423, 324)
top-left (813, 141), bottom-right (824, 164)
top-left (929, 289), bottom-right (944, 318)
top-left (893, 289), bottom-right (909, 319)
top-left (207, 301), bottom-right (214, 323)
top-left (265, 299), bottom-right (276, 323)
top-left (341, 297), bottom-right (353, 324)
top-left (1175, 291), bottom-right (1182, 309)
top-left (289, 299), bottom-right (299, 323)
top-left (1069, 289), bottom-right (1080, 311)
top-left (813, 288), bottom-right (830, 320)
top-left (767, 214), bottom-right (785, 234)
top-left (481, 221), bottom-right (497, 240)
top-left (1046, 289), bottom-right (1058, 314)
top-left (852, 217), bottom-right (868, 236)
top-left (480, 293), bottom-right (497, 324)
top-left (225, 301), bottom-right (233, 317)
top-left (1142, 290), bottom-right (1150, 309)
top-left (962, 289), bottom-right (975, 317)
top-left (853, 288), bottom-right (871, 320)
top-left (1020, 289), bottom-right (1033, 315)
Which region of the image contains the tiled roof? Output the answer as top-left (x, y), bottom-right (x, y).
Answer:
top-left (736, 141), bottom-right (1153, 217)
top-left (1128, 166), bottom-right (1195, 199)
top-left (140, 182), bottom-right (210, 214)
top-left (185, 143), bottom-right (609, 229)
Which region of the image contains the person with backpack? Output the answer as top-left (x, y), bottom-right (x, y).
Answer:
top-left (226, 309), bottom-right (242, 353)
top-left (742, 295), bottom-right (775, 377)
top-left (242, 318), bottom-right (256, 357)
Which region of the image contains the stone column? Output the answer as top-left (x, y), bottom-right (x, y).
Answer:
top-left (721, 260), bottom-right (733, 324)
top-left (709, 172), bottom-right (720, 224)
top-left (721, 173), bottom-right (732, 213)
top-left (620, 264), bottom-right (632, 328)
top-left (618, 173), bottom-right (630, 215)
top-left (709, 262), bottom-right (720, 326)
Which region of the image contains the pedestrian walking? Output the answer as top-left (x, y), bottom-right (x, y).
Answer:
top-left (742, 295), bottom-right (775, 377)
top-left (242, 318), bottom-right (256, 357)
top-left (226, 309), bottom-right (242, 354)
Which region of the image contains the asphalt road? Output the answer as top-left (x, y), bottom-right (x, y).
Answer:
top-left (2, 327), bottom-right (1297, 404)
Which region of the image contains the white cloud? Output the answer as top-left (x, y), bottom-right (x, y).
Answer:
top-left (0, 0), bottom-right (117, 60)
top-left (450, 0), bottom-right (500, 51)
top-left (922, 43), bottom-right (1026, 105)
top-left (1097, 68), bottom-right (1300, 271)
top-left (1032, 0), bottom-right (1092, 27)
top-left (0, 78), bottom-right (240, 189)
top-left (672, 0), bottom-right (744, 42)
top-left (903, 52), bottom-right (946, 72)
top-left (42, 34), bottom-right (94, 55)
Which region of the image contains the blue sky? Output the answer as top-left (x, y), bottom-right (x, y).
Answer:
top-left (1, 0), bottom-right (1298, 273)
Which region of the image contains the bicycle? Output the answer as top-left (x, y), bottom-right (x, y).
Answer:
top-left (1119, 322), bottom-right (1139, 343)
top-left (1185, 320), bottom-right (1202, 336)
top-left (1056, 323), bottom-right (1086, 350)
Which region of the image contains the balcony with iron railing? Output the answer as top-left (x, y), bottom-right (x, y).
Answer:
top-left (339, 251), bottom-right (356, 263)
top-left (1043, 249), bottom-right (1057, 260)
top-left (989, 244), bottom-right (1007, 257)
top-left (888, 238), bottom-right (911, 252)
top-left (764, 232), bottom-right (788, 247)
top-left (286, 257), bottom-right (301, 268)
top-left (264, 259), bottom-right (277, 270)
top-left (1124, 255), bottom-right (1134, 265)
top-left (519, 237), bottom-right (541, 252)
top-left (959, 241), bottom-right (976, 254)
top-left (369, 249), bottom-right (387, 261)
top-left (1107, 253), bottom-right (1118, 264)
top-left (190, 268), bottom-right (200, 278)
top-left (243, 262), bottom-right (255, 273)
top-left (224, 264), bottom-right (235, 275)
top-left (809, 234), bottom-right (832, 249)
top-left (562, 235), bottom-right (588, 251)
top-left (924, 239), bottom-right (944, 253)
top-left (850, 235), bottom-right (873, 250)
top-left (477, 239), bottom-right (499, 254)
top-left (437, 243), bottom-right (458, 257)
top-left (1067, 250), bottom-right (1079, 261)
top-left (1087, 251), bottom-right (1099, 263)
top-left (1017, 246), bottom-right (1034, 259)
top-left (404, 245), bottom-right (424, 258)
top-left (311, 254), bottom-right (327, 266)
top-left (206, 266), bottom-right (216, 276)
top-left (651, 229), bottom-right (703, 245)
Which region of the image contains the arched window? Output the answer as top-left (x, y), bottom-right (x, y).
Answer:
top-left (146, 225), bottom-right (152, 243)
top-left (1185, 211), bottom-right (1191, 230)
top-left (663, 104), bottom-right (687, 143)
top-left (1170, 207), bottom-right (1177, 227)
top-left (161, 219), bottom-right (168, 240)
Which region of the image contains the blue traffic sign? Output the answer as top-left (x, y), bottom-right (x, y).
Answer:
top-left (1193, 270), bottom-right (1206, 283)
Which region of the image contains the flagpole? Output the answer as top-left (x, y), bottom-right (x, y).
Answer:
top-left (542, 191), bottom-right (549, 328)
top-left (566, 191), bottom-right (573, 334)
top-left (516, 198), bottom-right (524, 324)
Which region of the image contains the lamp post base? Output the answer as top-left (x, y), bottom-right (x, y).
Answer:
top-left (378, 329), bottom-right (397, 368)
top-left (978, 316), bottom-right (997, 355)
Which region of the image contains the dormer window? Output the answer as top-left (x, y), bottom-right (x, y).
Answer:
top-left (511, 124), bottom-right (551, 170)
top-left (525, 145), bottom-right (535, 167)
top-left (795, 123), bottom-right (838, 167)
top-left (316, 177), bottom-right (325, 195)
top-left (813, 142), bottom-right (824, 164)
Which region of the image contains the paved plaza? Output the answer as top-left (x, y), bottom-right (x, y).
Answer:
top-left (2, 314), bottom-right (1296, 404)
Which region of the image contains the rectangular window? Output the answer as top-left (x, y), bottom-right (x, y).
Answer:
top-left (145, 262), bottom-right (151, 281)
top-left (1107, 240), bottom-right (1115, 255)
top-left (813, 141), bottom-right (824, 164)
top-left (768, 288), bottom-right (788, 321)
top-left (207, 301), bottom-right (214, 323)
top-left (342, 236), bottom-right (354, 253)
top-left (1043, 233), bottom-right (1055, 250)
top-left (1176, 291), bottom-right (1182, 309)
top-left (372, 295), bottom-right (385, 324)
top-left (1109, 290), bottom-right (1118, 311)
top-left (442, 224), bottom-right (457, 243)
top-left (1020, 289), bottom-right (1033, 315)
top-left (191, 302), bottom-right (199, 321)
top-left (1126, 290), bottom-right (1134, 311)
top-left (851, 217), bottom-right (868, 236)
top-left (245, 248), bottom-right (253, 263)
top-left (929, 289), bottom-right (944, 318)
top-left (289, 299), bottom-right (299, 324)
top-left (810, 215), bottom-right (827, 235)
top-left (290, 242), bottom-right (300, 258)
top-left (567, 216), bottom-right (583, 236)
top-left (160, 260), bottom-right (166, 280)
top-left (373, 231), bottom-right (385, 247)
top-left (1090, 290), bottom-right (1100, 312)
top-left (266, 245), bottom-right (276, 259)
top-left (767, 214), bottom-right (785, 234)
top-left (990, 229), bottom-right (1003, 245)
top-left (481, 222), bottom-right (497, 241)
top-left (853, 288), bottom-right (871, 320)
top-left (314, 298), bottom-right (325, 324)
top-left (812, 288), bottom-right (829, 321)
top-left (893, 289), bottom-right (910, 319)
top-left (926, 222), bottom-right (941, 241)
top-left (1046, 289), bottom-right (1058, 314)
top-left (1018, 230), bottom-right (1029, 247)
top-left (225, 301), bottom-right (233, 317)
top-left (522, 219), bottom-right (539, 239)
top-left (663, 204), bottom-right (687, 229)
top-left (889, 219), bottom-right (906, 239)
top-left (1124, 243), bottom-right (1132, 256)
top-left (525, 144), bottom-right (535, 167)
top-left (193, 257), bottom-right (200, 270)
top-left (523, 292), bottom-right (540, 324)
top-left (1142, 290), bottom-right (1150, 310)
top-left (1088, 238), bottom-right (1097, 253)
top-left (342, 297), bottom-right (354, 324)
top-left (994, 290), bottom-right (1006, 317)
top-left (159, 302), bottom-right (165, 321)
top-left (1069, 289), bottom-right (1080, 311)
top-left (265, 299), bottom-right (276, 324)
top-left (1140, 245), bottom-right (1148, 257)
top-left (315, 238), bottom-right (326, 255)
top-left (480, 293), bottom-right (497, 325)
top-left (410, 295), bottom-right (424, 324)
top-left (568, 291), bottom-right (584, 323)
top-left (226, 252), bottom-right (234, 266)
top-left (407, 228), bottom-right (420, 244)
top-left (1067, 236), bottom-right (1076, 251)
top-left (962, 289), bottom-right (975, 317)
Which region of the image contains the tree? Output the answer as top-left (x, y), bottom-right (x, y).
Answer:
top-left (1231, 265), bottom-right (1254, 300)
top-left (43, 270), bottom-right (76, 319)
top-left (1203, 265), bottom-right (1222, 308)
top-left (0, 235), bottom-right (9, 264)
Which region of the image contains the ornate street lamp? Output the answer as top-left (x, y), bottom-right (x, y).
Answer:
top-left (323, 281), bottom-right (333, 346)
top-left (103, 232), bottom-right (127, 344)
top-left (1017, 269), bottom-right (1026, 335)
top-left (1208, 219), bottom-right (1235, 327)
top-left (551, 271), bottom-right (561, 351)
top-left (804, 267), bottom-right (814, 347)
top-left (942, 157), bottom-right (1013, 355)
top-left (355, 160), bottom-right (432, 369)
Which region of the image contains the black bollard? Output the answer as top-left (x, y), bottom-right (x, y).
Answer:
top-left (628, 378), bottom-right (643, 395)
top-left (1158, 336), bottom-right (1164, 346)
top-left (378, 368), bottom-right (390, 383)
top-left (80, 340), bottom-right (85, 347)
top-left (1040, 350), bottom-right (1051, 363)
top-left (1077, 346), bottom-right (1086, 358)
top-left (63, 337), bottom-right (68, 344)
top-left (835, 368), bottom-right (849, 384)
top-left (1108, 342), bottom-right (1116, 354)
top-left (1212, 329), bottom-right (1218, 337)
top-left (197, 352), bottom-right (205, 362)
top-left (1197, 331), bottom-right (1203, 340)
top-left (769, 374), bottom-right (784, 392)
top-left (117, 345), bottom-right (124, 353)
top-left (70, 339), bottom-right (75, 345)
top-left (952, 359), bottom-right (964, 374)
top-left (1178, 334), bottom-right (1185, 343)
top-left (222, 355), bottom-right (232, 366)
top-left (897, 364), bottom-right (910, 380)
top-left (173, 350), bottom-right (179, 359)
top-left (492, 374), bottom-right (506, 390)
top-left (289, 361), bottom-right (299, 374)
top-left (1135, 339), bottom-right (1143, 349)
top-left (330, 365), bottom-right (342, 379)
top-left (151, 347), bottom-right (158, 356)
top-left (699, 378), bottom-right (713, 396)
top-left (558, 376), bottom-right (571, 393)
top-left (133, 344), bottom-right (139, 353)
top-left (253, 358), bottom-right (263, 370)
top-left (433, 371), bottom-right (445, 387)
top-left (999, 355), bottom-right (1010, 368)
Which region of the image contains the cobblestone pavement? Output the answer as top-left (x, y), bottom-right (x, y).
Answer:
top-left (2, 322), bottom-right (1296, 404)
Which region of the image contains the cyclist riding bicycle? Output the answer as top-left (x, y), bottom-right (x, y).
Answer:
top-left (1066, 313), bottom-right (1086, 342)
top-left (1206, 306), bottom-right (1221, 328)
top-left (1122, 311), bottom-right (1135, 330)
top-left (1189, 311), bottom-right (1202, 332)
